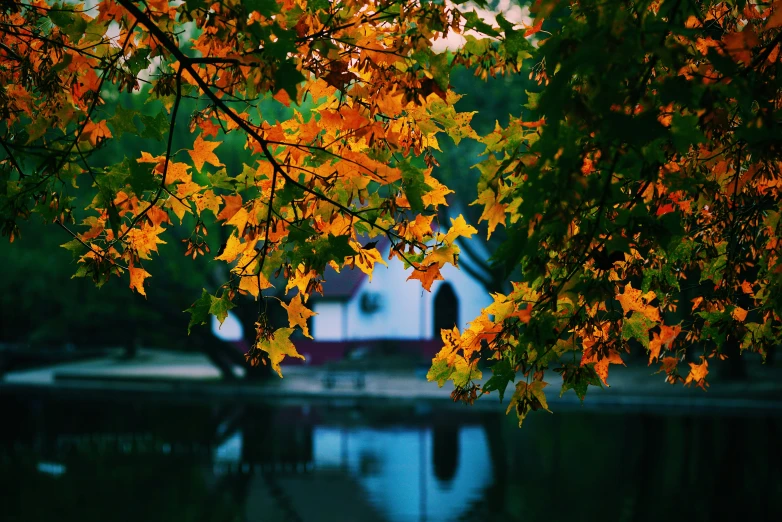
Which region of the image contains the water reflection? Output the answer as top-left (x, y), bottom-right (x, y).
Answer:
top-left (1, 396), bottom-right (780, 522)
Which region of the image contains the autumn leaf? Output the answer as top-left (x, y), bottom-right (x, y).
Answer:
top-left (127, 223), bottom-right (167, 260)
top-left (407, 262), bottom-right (443, 291)
top-left (80, 120), bottom-right (112, 146)
top-left (350, 243), bottom-right (387, 281)
top-left (257, 327), bottom-right (305, 377)
top-left (616, 283), bottom-right (661, 322)
top-left (237, 271), bottom-right (274, 298)
top-left (128, 265), bottom-right (151, 297)
top-left (581, 347), bottom-right (624, 387)
top-left (731, 306), bottom-right (748, 322)
top-left (472, 189), bottom-right (507, 239)
top-left (216, 194), bottom-right (243, 222)
top-left (684, 357), bottom-right (709, 390)
top-left (214, 233), bottom-right (248, 263)
top-left (506, 380), bottom-right (551, 427)
top-left (442, 214), bottom-right (478, 244)
top-left (187, 135), bottom-right (223, 173)
top-left (282, 294), bottom-right (317, 338)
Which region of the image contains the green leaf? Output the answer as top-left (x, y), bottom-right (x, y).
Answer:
top-left (209, 293), bottom-right (236, 325)
top-left (60, 239), bottom-right (85, 259)
top-left (558, 364), bottom-right (602, 402)
top-left (108, 105), bottom-right (141, 139)
top-left (399, 159), bottom-right (429, 212)
top-left (49, 3), bottom-right (88, 43)
top-left (427, 357), bottom-right (455, 387)
top-left (482, 357), bottom-right (515, 402)
top-left (671, 114), bottom-right (705, 154)
top-left (621, 313), bottom-right (656, 350)
top-left (140, 112), bottom-right (170, 141)
top-left (274, 60), bottom-right (305, 100)
top-left (244, 0), bottom-right (280, 17)
top-left (185, 289), bottom-right (212, 334)
top-left (462, 10), bottom-right (499, 36)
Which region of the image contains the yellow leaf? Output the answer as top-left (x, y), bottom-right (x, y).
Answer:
top-left (442, 214), bottom-right (478, 244)
top-left (128, 265), bottom-right (151, 297)
top-left (187, 135), bottom-right (223, 173)
top-left (351, 244), bottom-right (387, 281)
top-left (226, 207), bottom-right (249, 237)
top-left (238, 271), bottom-right (273, 299)
top-left (285, 264), bottom-right (316, 296)
top-left (471, 189), bottom-right (507, 239)
top-left (424, 243), bottom-right (460, 268)
top-left (257, 327), bottom-right (305, 377)
top-left (282, 294), bottom-right (317, 338)
top-left (214, 234), bottom-right (245, 263)
top-left (421, 175), bottom-right (454, 208)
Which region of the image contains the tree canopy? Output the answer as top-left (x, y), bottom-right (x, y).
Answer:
top-left (2, 0), bottom-right (781, 426)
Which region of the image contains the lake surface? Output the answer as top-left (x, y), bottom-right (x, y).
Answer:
top-left (2, 394), bottom-right (780, 522)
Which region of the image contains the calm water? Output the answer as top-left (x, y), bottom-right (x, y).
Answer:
top-left (2, 394), bottom-right (780, 522)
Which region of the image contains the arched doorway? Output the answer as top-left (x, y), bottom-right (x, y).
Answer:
top-left (433, 283), bottom-right (459, 337)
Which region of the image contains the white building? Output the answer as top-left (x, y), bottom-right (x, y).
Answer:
top-left (310, 239), bottom-right (493, 344)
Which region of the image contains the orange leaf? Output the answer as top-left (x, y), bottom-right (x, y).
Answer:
top-left (659, 324), bottom-right (681, 348)
top-left (581, 347), bottom-right (624, 386)
top-left (80, 120), bottom-right (112, 147)
top-left (649, 333), bottom-right (662, 364)
top-left (616, 283), bottom-right (661, 322)
top-left (524, 18), bottom-right (544, 37)
top-left (128, 265), bottom-right (151, 297)
top-left (684, 357), bottom-right (709, 390)
top-left (187, 135), bottom-right (223, 173)
top-left (217, 194), bottom-right (243, 222)
top-left (407, 263), bottom-right (444, 291)
top-left (731, 306), bottom-right (748, 322)
top-left (127, 223), bottom-right (167, 260)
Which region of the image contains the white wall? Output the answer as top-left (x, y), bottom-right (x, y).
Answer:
top-left (311, 301), bottom-right (345, 341)
top-left (342, 246), bottom-right (493, 341)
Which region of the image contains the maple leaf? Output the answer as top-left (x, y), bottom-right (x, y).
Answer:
top-left (237, 270), bottom-right (274, 299)
top-left (80, 120), bottom-right (112, 147)
top-left (127, 223), bottom-right (167, 260)
top-left (128, 265), bottom-right (151, 297)
top-left (472, 189), bottom-right (506, 239)
top-left (282, 294), bottom-right (317, 338)
top-left (407, 262), bottom-right (444, 291)
top-left (649, 324), bottom-right (681, 364)
top-left (216, 194), bottom-right (243, 222)
top-left (214, 234), bottom-right (247, 263)
top-left (581, 347), bottom-right (624, 386)
top-left (507, 381), bottom-right (551, 427)
top-left (424, 243), bottom-right (460, 268)
top-left (257, 327), bottom-right (305, 377)
top-left (442, 214), bottom-right (478, 244)
top-left (187, 135), bottom-right (223, 173)
top-left (616, 283), bottom-right (661, 322)
top-left (684, 357), bottom-right (709, 390)
top-left (351, 244), bottom-right (387, 281)
top-left (209, 293), bottom-right (236, 325)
